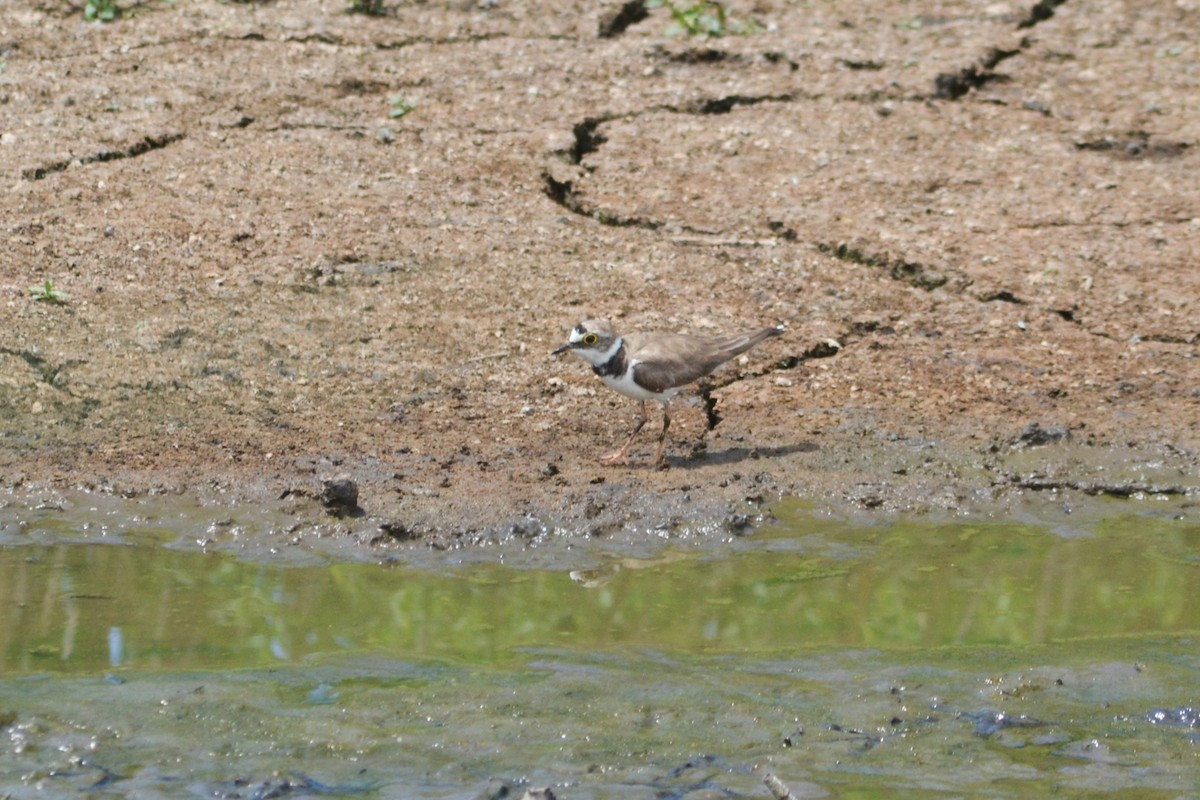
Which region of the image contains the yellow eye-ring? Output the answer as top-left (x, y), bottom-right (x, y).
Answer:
top-left (582, 333), bottom-right (599, 346)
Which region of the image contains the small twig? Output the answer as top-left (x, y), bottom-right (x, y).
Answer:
top-left (671, 236), bottom-right (779, 247)
top-left (465, 350), bottom-right (510, 363)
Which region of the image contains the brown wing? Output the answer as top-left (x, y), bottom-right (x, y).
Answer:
top-left (626, 327), bottom-right (782, 393)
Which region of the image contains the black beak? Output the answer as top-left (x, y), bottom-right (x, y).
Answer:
top-left (552, 342), bottom-right (572, 356)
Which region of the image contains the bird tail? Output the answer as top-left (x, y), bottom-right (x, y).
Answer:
top-left (709, 325), bottom-right (784, 360)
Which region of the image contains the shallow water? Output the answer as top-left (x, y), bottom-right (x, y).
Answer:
top-left (1, 504), bottom-right (1198, 798)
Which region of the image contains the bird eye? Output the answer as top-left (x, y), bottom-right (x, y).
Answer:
top-left (582, 333), bottom-right (599, 346)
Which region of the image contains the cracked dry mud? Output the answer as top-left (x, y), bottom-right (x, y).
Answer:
top-left (1, 0), bottom-right (1198, 550)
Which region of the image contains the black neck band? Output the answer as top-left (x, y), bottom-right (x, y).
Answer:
top-left (592, 341), bottom-right (627, 379)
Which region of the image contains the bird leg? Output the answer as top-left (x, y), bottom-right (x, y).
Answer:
top-left (652, 401), bottom-right (671, 468)
top-left (601, 400), bottom-right (647, 464)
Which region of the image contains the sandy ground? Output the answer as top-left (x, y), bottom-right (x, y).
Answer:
top-left (1, 0), bottom-right (1197, 550)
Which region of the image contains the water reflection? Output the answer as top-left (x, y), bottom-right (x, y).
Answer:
top-left (1, 517), bottom-right (1198, 675)
top-left (109, 626), bottom-right (122, 667)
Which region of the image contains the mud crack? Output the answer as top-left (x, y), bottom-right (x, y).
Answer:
top-left (974, 289), bottom-right (1026, 304)
top-left (934, 0), bottom-right (1073, 100)
top-left (1002, 475), bottom-right (1193, 498)
top-left (648, 46), bottom-right (800, 69)
top-left (22, 132), bottom-right (185, 181)
top-left (1017, 0), bottom-right (1067, 29)
top-left (698, 382), bottom-right (723, 432)
top-left (816, 241), bottom-right (969, 292)
top-left (1074, 132), bottom-right (1192, 161)
top-left (0, 348), bottom-right (83, 389)
top-left (564, 94), bottom-right (796, 167)
top-left (1132, 332), bottom-right (1199, 346)
top-left (598, 0), bottom-right (649, 38)
top-left (546, 94), bottom-right (797, 228)
top-left (704, 334), bottom-right (844, 400)
top-left (570, 117), bottom-right (608, 166)
top-left (934, 43), bottom-right (1023, 100)
top-left (697, 333), bottom-right (843, 435)
top-left (542, 171), bottom-right (666, 230)
top-left (690, 93), bottom-right (796, 114)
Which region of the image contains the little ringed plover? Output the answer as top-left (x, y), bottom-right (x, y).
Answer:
top-left (553, 319), bottom-right (783, 467)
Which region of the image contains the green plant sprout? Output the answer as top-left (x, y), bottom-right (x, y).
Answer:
top-left (81, 0), bottom-right (176, 23)
top-left (85, 0), bottom-right (119, 21)
top-left (29, 280), bottom-right (70, 305)
top-left (647, 0), bottom-right (763, 38)
top-left (389, 96), bottom-right (416, 119)
top-left (349, 0), bottom-right (387, 16)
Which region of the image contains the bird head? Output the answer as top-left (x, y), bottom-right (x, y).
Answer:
top-left (552, 320), bottom-right (621, 366)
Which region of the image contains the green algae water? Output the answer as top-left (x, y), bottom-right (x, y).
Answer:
top-left (1, 508), bottom-right (1198, 797)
